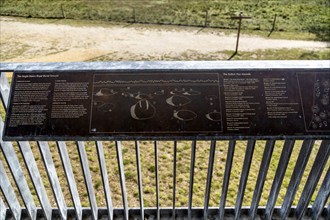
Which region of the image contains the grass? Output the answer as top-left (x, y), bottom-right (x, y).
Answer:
top-left (0, 0), bottom-right (329, 41)
top-left (89, 48), bottom-right (330, 61)
top-left (0, 1), bottom-right (329, 212)
top-left (1, 137), bottom-right (329, 209)
top-left (0, 55), bottom-right (329, 209)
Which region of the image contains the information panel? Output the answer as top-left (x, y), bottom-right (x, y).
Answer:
top-left (4, 70), bottom-right (330, 140)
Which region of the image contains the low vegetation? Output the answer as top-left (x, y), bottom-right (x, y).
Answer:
top-left (1, 0), bottom-right (329, 41)
top-left (89, 48), bottom-right (330, 61)
top-left (0, 0), bottom-right (329, 213)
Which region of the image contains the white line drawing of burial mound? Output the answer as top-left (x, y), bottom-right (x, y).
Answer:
top-left (95, 88), bottom-right (117, 96)
top-left (166, 95), bottom-right (192, 107)
top-left (173, 110), bottom-right (197, 121)
top-left (130, 99), bottom-right (156, 120)
top-left (206, 110), bottom-right (222, 122)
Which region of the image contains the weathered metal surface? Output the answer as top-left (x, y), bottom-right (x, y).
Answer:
top-left (188, 140), bottom-right (196, 220)
top-left (265, 140), bottom-right (295, 219)
top-left (1, 61), bottom-right (329, 72)
top-left (115, 141), bottom-right (128, 220)
top-left (57, 141), bottom-right (82, 220)
top-left (280, 139), bottom-right (314, 219)
top-left (0, 161), bottom-right (21, 220)
top-left (3, 67), bottom-right (330, 140)
top-left (96, 141), bottom-right (113, 220)
top-left (296, 140), bottom-right (330, 219)
top-left (0, 121), bottom-right (37, 220)
top-left (219, 140), bottom-right (235, 220)
top-left (311, 166), bottom-right (330, 220)
top-left (0, 72), bottom-right (10, 109)
top-left (203, 140), bottom-right (216, 219)
top-left (235, 140), bottom-right (255, 219)
top-left (5, 206), bottom-right (329, 220)
top-left (135, 141), bottom-right (144, 220)
top-left (154, 141), bottom-right (160, 220)
top-left (0, 197), bottom-right (6, 220)
top-left (18, 141), bottom-right (52, 220)
top-left (249, 140), bottom-right (275, 219)
top-left (77, 141), bottom-right (98, 220)
top-left (38, 141), bottom-right (67, 220)
top-left (172, 141), bottom-right (177, 220)
top-left (1, 61), bottom-right (329, 220)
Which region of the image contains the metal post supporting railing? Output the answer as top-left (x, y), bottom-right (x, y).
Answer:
top-left (77, 141), bottom-right (98, 220)
top-left (0, 62), bottom-right (329, 219)
top-left (219, 140), bottom-right (235, 220)
top-left (96, 141), bottom-right (114, 220)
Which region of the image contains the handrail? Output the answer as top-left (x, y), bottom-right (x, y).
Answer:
top-left (0, 61), bottom-right (329, 220)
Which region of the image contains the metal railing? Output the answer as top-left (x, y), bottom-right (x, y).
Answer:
top-left (0, 61), bottom-right (329, 220)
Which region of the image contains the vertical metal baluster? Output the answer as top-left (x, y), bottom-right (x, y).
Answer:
top-left (265, 140), bottom-right (294, 219)
top-left (0, 161), bottom-right (21, 220)
top-left (0, 72), bottom-right (36, 219)
top-left (76, 141), bottom-right (98, 220)
top-left (250, 140), bottom-right (275, 219)
top-left (135, 141), bottom-right (144, 220)
top-left (204, 140), bottom-right (216, 220)
top-left (311, 166), bottom-right (330, 220)
top-left (116, 141), bottom-right (128, 220)
top-left (281, 139), bottom-right (314, 219)
top-left (235, 140), bottom-right (255, 220)
top-left (0, 72), bottom-right (37, 220)
top-left (57, 141), bottom-right (82, 220)
top-left (154, 141), bottom-right (160, 220)
top-left (0, 72), bottom-right (10, 109)
top-left (219, 140), bottom-right (235, 220)
top-left (296, 140), bottom-right (330, 219)
top-left (38, 141), bottom-right (67, 220)
top-left (0, 196), bottom-right (5, 219)
top-left (0, 71), bottom-right (16, 219)
top-left (0, 122), bottom-right (37, 220)
top-left (0, 196), bottom-right (6, 220)
top-left (188, 141), bottom-right (197, 220)
top-left (18, 141), bottom-right (52, 220)
top-left (172, 141), bottom-right (177, 220)
top-left (96, 141), bottom-right (113, 220)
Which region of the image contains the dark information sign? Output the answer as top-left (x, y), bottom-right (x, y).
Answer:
top-left (4, 69), bottom-right (330, 140)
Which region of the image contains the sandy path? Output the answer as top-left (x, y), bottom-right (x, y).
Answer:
top-left (0, 17), bottom-right (328, 62)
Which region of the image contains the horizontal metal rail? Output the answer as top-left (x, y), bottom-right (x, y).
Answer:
top-left (0, 62), bottom-right (329, 220)
top-left (2, 207), bottom-right (329, 220)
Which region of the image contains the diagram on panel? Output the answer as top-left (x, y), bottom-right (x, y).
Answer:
top-left (173, 110), bottom-right (197, 121)
top-left (206, 110), bottom-right (222, 122)
top-left (166, 95), bottom-right (192, 107)
top-left (130, 99), bottom-right (156, 120)
top-left (95, 88), bottom-right (117, 96)
top-left (90, 73), bottom-right (222, 134)
top-left (297, 72), bottom-right (330, 131)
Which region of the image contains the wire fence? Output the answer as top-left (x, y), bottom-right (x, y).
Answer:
top-left (0, 0), bottom-right (329, 39)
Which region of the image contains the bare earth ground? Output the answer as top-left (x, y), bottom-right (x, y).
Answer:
top-left (1, 17), bottom-right (330, 209)
top-left (0, 16), bottom-right (329, 62)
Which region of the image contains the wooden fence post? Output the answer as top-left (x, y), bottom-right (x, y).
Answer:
top-left (268, 14), bottom-right (277, 37)
top-left (61, 4), bottom-right (65, 18)
top-left (204, 10), bottom-right (208, 27)
top-left (132, 7), bottom-right (136, 23)
top-left (230, 12), bottom-right (252, 54)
